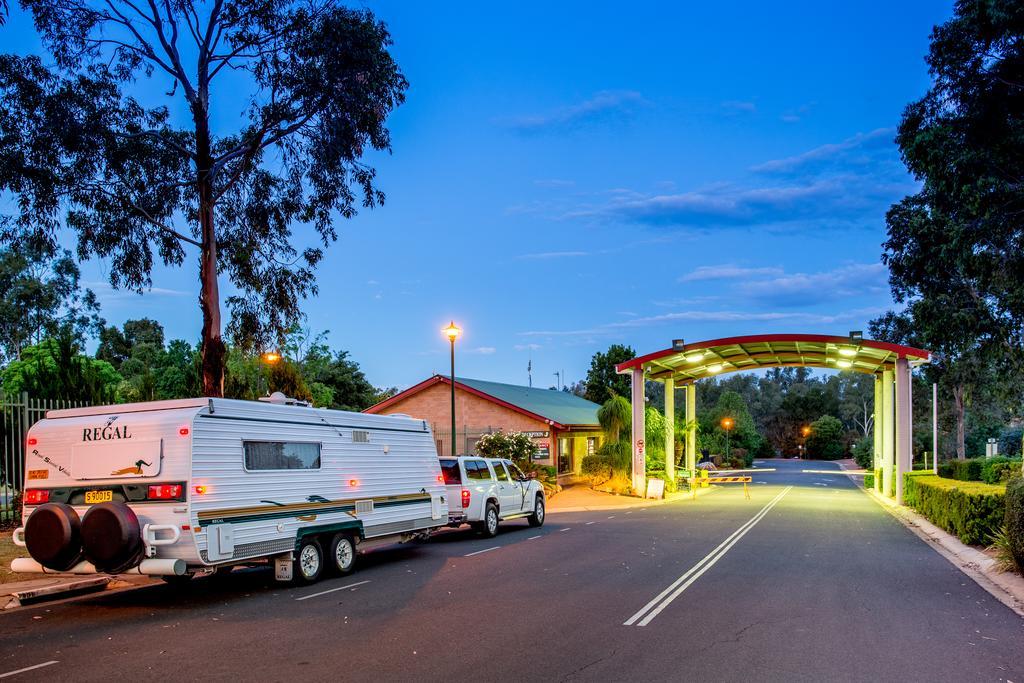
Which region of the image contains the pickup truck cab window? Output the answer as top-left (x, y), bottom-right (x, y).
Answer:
top-left (506, 462), bottom-right (526, 480)
top-left (494, 462), bottom-right (510, 481)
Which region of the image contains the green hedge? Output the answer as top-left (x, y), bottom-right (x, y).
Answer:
top-left (903, 473), bottom-right (1005, 545)
top-left (863, 472), bottom-right (874, 489)
top-left (936, 457), bottom-right (1022, 483)
top-left (1006, 478), bottom-right (1024, 569)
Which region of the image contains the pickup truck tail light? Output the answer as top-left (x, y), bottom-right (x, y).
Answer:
top-left (24, 489), bottom-right (49, 505)
top-left (461, 488), bottom-right (471, 509)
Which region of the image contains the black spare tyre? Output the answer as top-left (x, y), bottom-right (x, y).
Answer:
top-left (81, 501), bottom-right (144, 574)
top-left (25, 502), bottom-right (84, 572)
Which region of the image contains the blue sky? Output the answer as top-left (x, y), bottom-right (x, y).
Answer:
top-left (5, 1), bottom-right (953, 390)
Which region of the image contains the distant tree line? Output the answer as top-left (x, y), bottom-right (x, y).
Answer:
top-left (0, 246), bottom-right (395, 410)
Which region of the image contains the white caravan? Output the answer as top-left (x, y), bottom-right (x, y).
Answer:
top-left (10, 394), bottom-right (448, 584)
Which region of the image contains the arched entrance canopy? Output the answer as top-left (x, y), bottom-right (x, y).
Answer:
top-left (614, 333), bottom-right (930, 383)
top-left (614, 333), bottom-right (931, 506)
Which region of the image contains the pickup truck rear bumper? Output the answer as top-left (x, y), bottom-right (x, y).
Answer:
top-left (447, 512), bottom-right (467, 525)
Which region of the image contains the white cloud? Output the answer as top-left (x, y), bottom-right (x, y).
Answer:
top-left (679, 264), bottom-right (784, 282)
top-left (751, 128), bottom-right (893, 174)
top-left (514, 343), bottom-right (542, 351)
top-left (467, 346), bottom-right (497, 355)
top-left (503, 91), bottom-right (649, 132)
top-left (518, 251), bottom-right (590, 260)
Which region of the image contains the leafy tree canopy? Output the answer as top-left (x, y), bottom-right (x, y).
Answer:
top-left (805, 415), bottom-right (845, 461)
top-left (0, 245), bottom-right (102, 361)
top-left (1, 333), bottom-right (121, 402)
top-left (0, 0), bottom-right (408, 395)
top-left (584, 344), bottom-right (635, 404)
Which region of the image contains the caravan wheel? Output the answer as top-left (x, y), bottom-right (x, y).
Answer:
top-left (329, 534), bottom-right (357, 575)
top-left (294, 538), bottom-right (324, 584)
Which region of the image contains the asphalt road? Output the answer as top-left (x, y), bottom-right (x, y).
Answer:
top-left (2, 459), bottom-right (1023, 682)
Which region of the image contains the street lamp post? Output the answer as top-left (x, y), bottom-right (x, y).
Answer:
top-left (801, 425), bottom-right (811, 459)
top-left (721, 417), bottom-right (735, 463)
top-left (442, 321), bottom-right (462, 457)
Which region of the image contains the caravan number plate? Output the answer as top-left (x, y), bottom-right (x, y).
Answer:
top-left (85, 490), bottom-right (113, 504)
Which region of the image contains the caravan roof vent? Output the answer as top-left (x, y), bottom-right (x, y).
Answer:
top-left (258, 392), bottom-right (310, 407)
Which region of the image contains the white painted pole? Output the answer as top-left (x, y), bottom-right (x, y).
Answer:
top-left (664, 377), bottom-right (675, 484)
top-left (631, 367), bottom-right (646, 495)
top-left (895, 358), bottom-right (912, 505)
top-left (932, 382), bottom-right (938, 475)
top-left (686, 383), bottom-right (697, 480)
top-left (882, 368), bottom-right (894, 497)
top-left (873, 375), bottom-right (883, 492)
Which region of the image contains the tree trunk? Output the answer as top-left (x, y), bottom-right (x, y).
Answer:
top-left (953, 384), bottom-right (966, 460)
top-left (193, 98), bottom-right (225, 397)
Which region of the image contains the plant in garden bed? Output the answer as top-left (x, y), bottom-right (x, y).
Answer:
top-left (987, 526), bottom-right (1019, 574)
top-left (903, 473), bottom-right (1006, 545)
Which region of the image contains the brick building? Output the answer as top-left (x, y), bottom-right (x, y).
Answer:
top-left (364, 375), bottom-right (603, 481)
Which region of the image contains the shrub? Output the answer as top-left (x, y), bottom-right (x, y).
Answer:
top-left (939, 458), bottom-right (984, 481)
top-left (475, 431), bottom-right (538, 465)
top-left (805, 415), bottom-right (846, 460)
top-left (644, 470), bottom-right (678, 493)
top-left (852, 437), bottom-right (873, 469)
top-left (1005, 477), bottom-right (1024, 571)
top-left (581, 454), bottom-right (615, 485)
top-left (981, 458), bottom-right (1022, 484)
top-left (988, 526), bottom-right (1019, 574)
top-left (863, 472), bottom-right (874, 489)
top-left (903, 473), bottom-right (1006, 545)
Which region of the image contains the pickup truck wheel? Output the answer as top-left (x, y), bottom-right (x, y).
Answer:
top-left (527, 496), bottom-right (545, 527)
top-left (329, 533), bottom-right (357, 575)
top-left (294, 538), bottom-right (324, 584)
top-left (481, 503), bottom-right (499, 538)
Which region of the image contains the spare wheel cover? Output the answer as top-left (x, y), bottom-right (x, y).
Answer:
top-left (25, 502), bottom-right (84, 572)
top-left (82, 501), bottom-right (144, 574)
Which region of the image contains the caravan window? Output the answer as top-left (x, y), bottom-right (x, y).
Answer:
top-left (244, 441), bottom-right (322, 471)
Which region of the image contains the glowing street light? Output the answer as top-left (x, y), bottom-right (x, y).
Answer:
top-left (258, 350), bottom-right (281, 396)
top-left (721, 417), bottom-right (735, 462)
top-left (800, 425), bottom-right (811, 459)
top-left (442, 321), bottom-right (462, 457)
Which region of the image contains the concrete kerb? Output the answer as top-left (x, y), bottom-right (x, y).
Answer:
top-left (864, 486), bottom-right (1024, 618)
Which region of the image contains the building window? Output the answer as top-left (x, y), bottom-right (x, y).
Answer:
top-left (244, 441), bottom-right (321, 471)
top-left (587, 437), bottom-right (597, 456)
top-left (558, 437), bottom-right (574, 474)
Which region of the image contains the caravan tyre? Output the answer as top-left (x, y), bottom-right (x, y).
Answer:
top-left (24, 502), bottom-right (84, 572)
top-left (329, 534), bottom-right (357, 575)
top-left (294, 538), bottom-right (323, 583)
top-left (81, 501), bottom-right (144, 574)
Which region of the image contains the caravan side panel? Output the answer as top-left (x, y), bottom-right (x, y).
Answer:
top-left (189, 401), bottom-right (446, 565)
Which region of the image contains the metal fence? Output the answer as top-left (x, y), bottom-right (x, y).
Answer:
top-left (1, 393), bottom-right (90, 526)
top-left (429, 426), bottom-right (500, 458)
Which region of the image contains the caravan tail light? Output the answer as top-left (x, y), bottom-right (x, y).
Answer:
top-left (461, 488), bottom-right (470, 509)
top-left (178, 427), bottom-right (190, 436)
top-left (193, 485), bottom-right (207, 495)
top-left (147, 484), bottom-right (183, 500)
top-left (26, 437), bottom-right (37, 446)
top-left (24, 489), bottom-right (49, 505)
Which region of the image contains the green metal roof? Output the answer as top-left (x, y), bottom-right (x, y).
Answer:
top-left (456, 377), bottom-right (601, 427)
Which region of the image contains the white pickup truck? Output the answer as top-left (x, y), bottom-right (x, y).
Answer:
top-left (438, 456), bottom-right (545, 537)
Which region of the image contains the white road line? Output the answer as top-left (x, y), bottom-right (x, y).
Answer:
top-left (625, 511), bottom-right (632, 515)
top-left (586, 521), bottom-right (596, 525)
top-left (559, 527), bottom-right (570, 532)
top-left (0, 661), bottom-right (59, 679)
top-left (294, 580), bottom-right (371, 601)
top-left (465, 546), bottom-right (500, 557)
top-left (607, 515), bottom-right (616, 519)
top-left (527, 535), bottom-right (541, 540)
top-left (624, 487), bottom-right (792, 627)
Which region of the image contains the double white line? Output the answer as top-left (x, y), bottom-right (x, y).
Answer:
top-left (624, 486), bottom-right (792, 627)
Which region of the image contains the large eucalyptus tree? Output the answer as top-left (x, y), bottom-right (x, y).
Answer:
top-left (0, 0), bottom-right (407, 394)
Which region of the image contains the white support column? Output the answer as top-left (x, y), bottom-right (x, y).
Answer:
top-left (686, 383), bottom-right (697, 479)
top-left (664, 377), bottom-right (675, 484)
top-left (895, 358), bottom-right (912, 505)
top-left (882, 367), bottom-right (895, 497)
top-left (631, 367), bottom-right (646, 495)
top-left (873, 375), bottom-right (883, 492)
